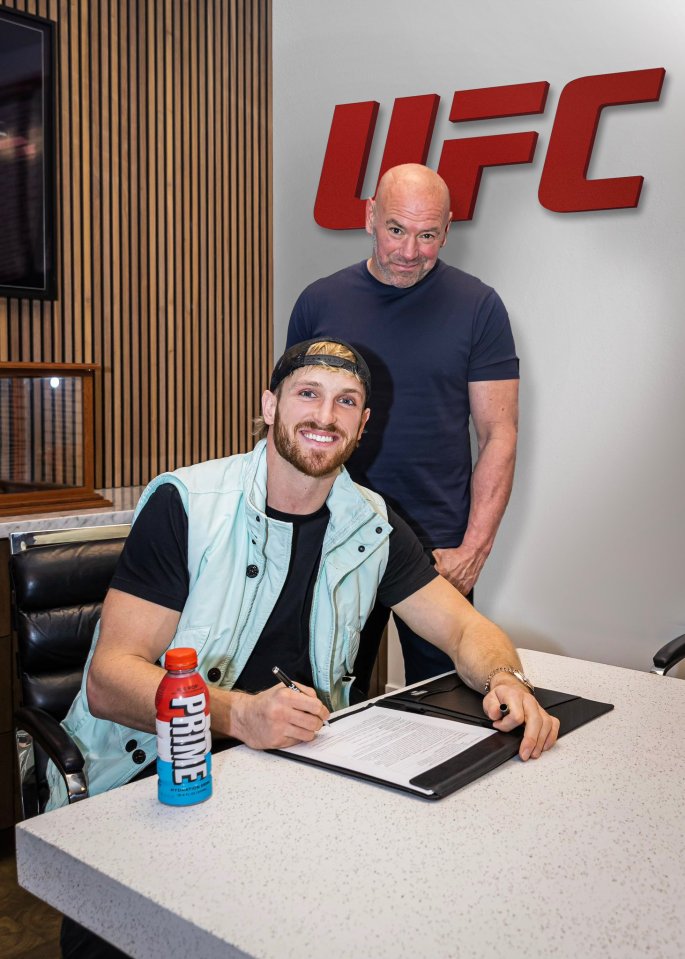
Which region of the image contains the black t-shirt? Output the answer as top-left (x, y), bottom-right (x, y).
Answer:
top-left (111, 483), bottom-right (437, 692)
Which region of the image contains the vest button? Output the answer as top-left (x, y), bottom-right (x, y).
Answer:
top-left (132, 749), bottom-right (146, 765)
top-left (207, 667), bottom-right (221, 682)
top-left (246, 564), bottom-right (259, 578)
top-left (358, 545), bottom-right (365, 553)
top-left (125, 739), bottom-right (137, 753)
top-left (375, 527), bottom-right (382, 534)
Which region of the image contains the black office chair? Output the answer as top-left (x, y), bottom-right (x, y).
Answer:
top-left (650, 634), bottom-right (685, 676)
top-left (9, 524), bottom-right (129, 817)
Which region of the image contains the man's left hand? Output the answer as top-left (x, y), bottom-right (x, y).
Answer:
top-left (433, 545), bottom-right (487, 595)
top-left (483, 677), bottom-right (560, 761)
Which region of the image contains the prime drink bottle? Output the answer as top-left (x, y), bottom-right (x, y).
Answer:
top-left (155, 647), bottom-right (212, 806)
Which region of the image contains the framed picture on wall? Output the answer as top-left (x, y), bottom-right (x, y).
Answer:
top-left (0, 7), bottom-right (56, 300)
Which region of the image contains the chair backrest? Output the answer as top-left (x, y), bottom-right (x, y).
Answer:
top-left (10, 524), bottom-right (129, 722)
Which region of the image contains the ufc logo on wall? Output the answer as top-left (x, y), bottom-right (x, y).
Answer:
top-left (314, 68), bottom-right (666, 228)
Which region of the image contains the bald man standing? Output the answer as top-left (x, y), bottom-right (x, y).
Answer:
top-left (287, 164), bottom-right (520, 693)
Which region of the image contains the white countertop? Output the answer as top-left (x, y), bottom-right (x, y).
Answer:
top-left (0, 486), bottom-right (143, 539)
top-left (15, 649), bottom-right (685, 959)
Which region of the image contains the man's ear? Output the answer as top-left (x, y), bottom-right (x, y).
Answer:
top-left (365, 198), bottom-right (375, 236)
top-left (441, 214), bottom-right (452, 248)
top-left (357, 407), bottom-right (371, 443)
top-left (262, 389), bottom-right (277, 426)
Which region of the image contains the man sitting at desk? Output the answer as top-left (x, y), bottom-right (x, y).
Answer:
top-left (48, 338), bottom-right (559, 810)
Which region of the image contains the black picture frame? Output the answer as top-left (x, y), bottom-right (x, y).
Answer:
top-left (0, 6), bottom-right (57, 300)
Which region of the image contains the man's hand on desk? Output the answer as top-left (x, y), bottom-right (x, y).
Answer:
top-left (229, 683), bottom-right (330, 750)
top-left (483, 676), bottom-right (560, 761)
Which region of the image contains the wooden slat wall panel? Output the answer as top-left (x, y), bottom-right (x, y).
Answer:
top-left (0, 0), bottom-right (272, 488)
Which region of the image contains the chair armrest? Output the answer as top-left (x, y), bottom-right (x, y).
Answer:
top-left (16, 706), bottom-right (86, 780)
top-left (652, 634), bottom-right (685, 675)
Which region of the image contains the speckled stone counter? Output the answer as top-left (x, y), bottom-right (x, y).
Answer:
top-left (0, 486), bottom-right (143, 540)
top-left (15, 650), bottom-right (685, 959)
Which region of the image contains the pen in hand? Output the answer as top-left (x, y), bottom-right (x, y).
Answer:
top-left (271, 666), bottom-right (330, 727)
top-left (499, 703), bottom-right (509, 717)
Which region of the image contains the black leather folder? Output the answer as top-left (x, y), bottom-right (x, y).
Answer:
top-left (377, 672), bottom-right (614, 798)
top-left (272, 672), bottom-right (613, 800)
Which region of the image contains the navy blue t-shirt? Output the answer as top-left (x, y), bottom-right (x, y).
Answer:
top-left (287, 260), bottom-right (519, 547)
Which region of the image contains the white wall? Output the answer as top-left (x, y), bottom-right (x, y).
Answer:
top-left (273, 0), bottom-right (685, 678)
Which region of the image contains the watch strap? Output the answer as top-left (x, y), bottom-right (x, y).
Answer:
top-left (484, 666), bottom-right (535, 695)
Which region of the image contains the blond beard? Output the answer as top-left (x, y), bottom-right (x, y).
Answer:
top-left (272, 409), bottom-right (359, 478)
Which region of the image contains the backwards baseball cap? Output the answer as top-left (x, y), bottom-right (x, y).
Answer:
top-left (269, 338), bottom-right (371, 406)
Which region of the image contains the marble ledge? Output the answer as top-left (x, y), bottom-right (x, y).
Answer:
top-left (0, 486), bottom-right (145, 540)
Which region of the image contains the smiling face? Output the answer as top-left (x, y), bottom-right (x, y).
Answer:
top-left (262, 367), bottom-right (370, 479)
top-left (366, 164), bottom-right (451, 289)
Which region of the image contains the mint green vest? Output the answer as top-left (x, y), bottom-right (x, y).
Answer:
top-left (47, 441), bottom-right (391, 807)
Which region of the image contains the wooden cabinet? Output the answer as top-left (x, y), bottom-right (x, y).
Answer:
top-left (0, 362), bottom-right (111, 517)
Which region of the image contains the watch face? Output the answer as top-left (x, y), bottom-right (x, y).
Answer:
top-left (514, 671), bottom-right (534, 691)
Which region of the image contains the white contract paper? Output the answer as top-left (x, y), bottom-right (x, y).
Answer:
top-left (279, 706), bottom-right (495, 795)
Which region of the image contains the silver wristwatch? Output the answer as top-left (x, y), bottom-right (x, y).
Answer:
top-left (484, 666), bottom-right (535, 695)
